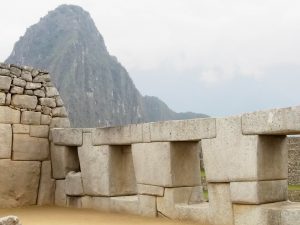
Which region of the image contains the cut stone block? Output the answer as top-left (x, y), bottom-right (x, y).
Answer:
top-left (81, 196), bottom-right (93, 208)
top-left (21, 111), bottom-right (41, 125)
top-left (39, 97), bottom-right (56, 108)
top-left (78, 133), bottom-right (137, 196)
top-left (13, 78), bottom-right (26, 87)
top-left (268, 202), bottom-right (300, 225)
top-left (52, 107), bottom-right (68, 117)
top-left (12, 124), bottom-right (29, 134)
top-left (55, 179), bottom-right (67, 207)
top-left (175, 203), bottom-right (210, 223)
top-left (242, 106), bottom-right (300, 135)
top-left (157, 187), bottom-right (203, 219)
top-left (10, 86), bottom-right (24, 94)
top-left (0, 106), bottom-right (20, 123)
top-left (13, 134), bottom-right (49, 160)
top-left (25, 82), bottom-right (42, 89)
top-left (37, 161), bottom-right (55, 205)
top-left (11, 94), bottom-right (37, 109)
top-left (33, 74), bottom-right (50, 82)
top-left (41, 115), bottom-right (51, 125)
top-left (55, 96), bottom-right (64, 106)
top-left (132, 142), bottom-right (201, 187)
top-left (50, 143), bottom-right (80, 179)
top-left (5, 93), bottom-right (10, 105)
top-left (202, 116), bottom-right (288, 182)
top-left (0, 159), bottom-right (41, 207)
top-left (150, 118), bottom-right (216, 141)
top-left (92, 124), bottom-right (143, 145)
top-left (0, 124), bottom-right (12, 159)
top-left (21, 70), bottom-right (32, 81)
top-left (207, 183), bottom-right (234, 225)
top-left (110, 196), bottom-right (139, 215)
top-left (10, 67), bottom-right (21, 76)
top-left (91, 197), bottom-right (111, 212)
top-left (0, 75), bottom-right (12, 91)
top-left (137, 184), bottom-right (164, 196)
top-left (67, 196), bottom-right (82, 208)
top-left (230, 180), bottom-right (288, 204)
top-left (65, 171), bottom-right (84, 196)
top-left (138, 195), bottom-right (157, 217)
top-left (0, 92), bottom-right (5, 105)
top-left (52, 128), bottom-right (83, 146)
top-left (30, 125), bottom-right (49, 138)
top-left (50, 117), bottom-right (71, 128)
top-left (33, 89), bottom-right (45, 97)
top-left (45, 87), bottom-right (59, 97)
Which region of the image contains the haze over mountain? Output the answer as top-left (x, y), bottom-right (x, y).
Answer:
top-left (6, 4), bottom-right (207, 127)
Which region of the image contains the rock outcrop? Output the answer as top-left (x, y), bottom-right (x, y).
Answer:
top-left (6, 4), bottom-right (207, 128)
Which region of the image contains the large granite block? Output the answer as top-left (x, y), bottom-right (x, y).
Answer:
top-left (52, 128), bottom-right (83, 146)
top-left (11, 95), bottom-right (37, 109)
top-left (0, 106), bottom-right (20, 124)
top-left (0, 124), bottom-right (12, 159)
top-left (37, 161), bottom-right (55, 205)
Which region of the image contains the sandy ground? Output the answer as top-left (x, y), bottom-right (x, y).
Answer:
top-left (0, 206), bottom-right (198, 225)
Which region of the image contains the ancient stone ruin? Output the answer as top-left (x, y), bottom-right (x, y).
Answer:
top-left (0, 62), bottom-right (299, 225)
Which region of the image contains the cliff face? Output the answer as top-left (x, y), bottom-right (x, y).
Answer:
top-left (6, 4), bottom-right (207, 127)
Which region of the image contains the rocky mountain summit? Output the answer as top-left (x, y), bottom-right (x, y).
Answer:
top-left (6, 4), bottom-right (207, 127)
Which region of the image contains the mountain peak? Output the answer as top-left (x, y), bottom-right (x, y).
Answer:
top-left (6, 5), bottom-right (207, 127)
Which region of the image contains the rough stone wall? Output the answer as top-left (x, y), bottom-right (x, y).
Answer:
top-left (0, 62), bottom-right (70, 207)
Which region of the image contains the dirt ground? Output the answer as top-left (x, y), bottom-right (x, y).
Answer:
top-left (0, 206), bottom-right (199, 225)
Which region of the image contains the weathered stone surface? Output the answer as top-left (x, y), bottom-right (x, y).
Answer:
top-left (45, 87), bottom-right (59, 97)
top-left (0, 216), bottom-right (21, 225)
top-left (50, 117), bottom-right (71, 128)
top-left (0, 76), bottom-right (12, 91)
top-left (37, 161), bottom-right (55, 205)
top-left (0, 106), bottom-right (20, 123)
top-left (25, 82), bottom-right (42, 89)
top-left (52, 107), bottom-right (68, 117)
top-left (67, 196), bottom-right (82, 208)
top-left (30, 125), bottom-right (49, 138)
top-left (55, 179), bottom-right (67, 207)
top-left (5, 93), bottom-right (11, 105)
top-left (33, 89), bottom-right (45, 97)
top-left (24, 90), bottom-right (33, 95)
top-left (0, 159), bottom-right (40, 207)
top-left (52, 128), bottom-right (82, 146)
top-left (10, 86), bottom-right (24, 94)
top-left (41, 115), bottom-right (51, 125)
top-left (21, 70), bottom-right (32, 81)
top-left (138, 195), bottom-right (157, 217)
top-left (0, 93), bottom-right (6, 105)
top-left (230, 180), bottom-right (288, 204)
top-left (13, 134), bottom-right (49, 160)
top-left (132, 142), bottom-right (201, 187)
top-left (175, 203), bottom-right (210, 223)
top-left (92, 125), bottom-right (138, 145)
top-left (55, 96), bottom-right (64, 106)
top-left (208, 183), bottom-right (234, 225)
top-left (90, 197), bottom-right (111, 212)
top-left (39, 97), bottom-right (56, 108)
top-left (0, 124), bottom-right (12, 159)
top-left (65, 171), bottom-right (84, 196)
top-left (50, 143), bottom-right (79, 179)
top-left (33, 74), bottom-right (50, 83)
top-left (0, 68), bottom-right (10, 76)
top-left (157, 187), bottom-right (202, 219)
top-left (12, 124), bottom-right (29, 134)
top-left (41, 106), bottom-right (51, 115)
top-left (137, 184), bottom-right (164, 196)
top-left (11, 95), bottom-right (37, 109)
top-left (32, 69), bottom-right (39, 77)
top-left (21, 111), bottom-right (41, 125)
top-left (202, 116), bottom-right (288, 182)
top-left (110, 196), bottom-right (139, 215)
top-left (10, 66), bottom-right (21, 76)
top-left (13, 78), bottom-right (26, 87)
top-left (150, 118), bottom-right (216, 141)
top-left (242, 106), bottom-right (300, 135)
top-left (78, 133), bottom-right (137, 196)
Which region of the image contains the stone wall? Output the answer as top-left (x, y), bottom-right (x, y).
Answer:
top-left (288, 137), bottom-right (300, 201)
top-left (0, 62), bottom-right (70, 207)
top-left (0, 62), bottom-right (299, 225)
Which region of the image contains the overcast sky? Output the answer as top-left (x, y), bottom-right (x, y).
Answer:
top-left (1, 0), bottom-right (300, 116)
